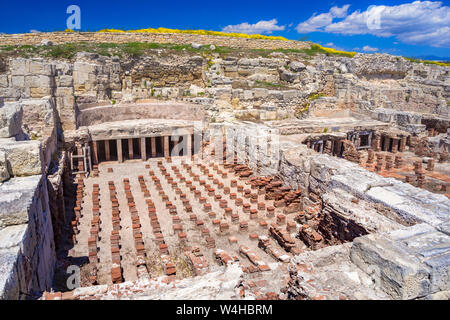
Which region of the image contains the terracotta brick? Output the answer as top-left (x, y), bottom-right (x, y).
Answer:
top-left (228, 236), bottom-right (238, 244)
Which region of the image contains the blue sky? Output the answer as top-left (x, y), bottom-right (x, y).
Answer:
top-left (0, 0), bottom-right (449, 59)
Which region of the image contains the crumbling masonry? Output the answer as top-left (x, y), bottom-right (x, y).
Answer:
top-left (0, 33), bottom-right (449, 300)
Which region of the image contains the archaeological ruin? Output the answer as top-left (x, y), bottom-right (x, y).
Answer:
top-left (0, 32), bottom-right (449, 301)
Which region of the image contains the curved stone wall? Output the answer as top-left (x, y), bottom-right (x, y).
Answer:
top-left (76, 102), bottom-right (206, 127)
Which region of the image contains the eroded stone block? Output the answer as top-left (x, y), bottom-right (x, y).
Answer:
top-left (0, 103), bottom-right (23, 138)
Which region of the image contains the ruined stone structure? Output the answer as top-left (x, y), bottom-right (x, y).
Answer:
top-left (0, 33), bottom-right (449, 300)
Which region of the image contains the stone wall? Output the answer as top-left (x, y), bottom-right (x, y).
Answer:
top-left (0, 97), bottom-right (61, 299)
top-left (1, 50), bottom-right (448, 132)
top-left (0, 175), bottom-right (56, 299)
top-left (0, 32), bottom-right (311, 51)
top-left (77, 102), bottom-right (205, 127)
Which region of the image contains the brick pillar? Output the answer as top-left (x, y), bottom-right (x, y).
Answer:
top-left (324, 140), bottom-right (332, 154)
top-left (381, 136), bottom-right (388, 151)
top-left (427, 159), bottom-right (435, 171)
top-left (372, 133), bottom-right (381, 151)
top-left (77, 146), bottom-right (84, 172)
top-left (117, 139), bottom-right (123, 163)
top-left (399, 137), bottom-right (407, 152)
top-left (335, 140), bottom-right (343, 156)
top-left (92, 141), bottom-right (99, 165)
top-left (164, 136), bottom-right (170, 158)
top-left (141, 137), bottom-right (147, 161)
top-left (151, 137), bottom-right (156, 157)
top-left (367, 149), bottom-right (375, 164)
top-left (391, 138), bottom-right (399, 153)
top-left (128, 138), bottom-right (133, 160)
top-left (105, 140), bottom-right (111, 161)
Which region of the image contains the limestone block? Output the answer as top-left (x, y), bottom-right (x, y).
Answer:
top-left (268, 90), bottom-right (283, 100)
top-left (252, 88), bottom-right (269, 99)
top-left (388, 224), bottom-right (450, 293)
top-left (351, 234), bottom-right (431, 300)
top-left (282, 90), bottom-right (299, 100)
top-left (0, 140), bottom-right (42, 177)
top-left (290, 61), bottom-right (306, 72)
top-left (259, 110), bottom-right (277, 121)
top-left (0, 175), bottom-right (41, 228)
top-left (20, 98), bottom-right (56, 135)
top-left (280, 70), bottom-right (299, 83)
top-left (243, 90), bottom-right (254, 100)
top-left (437, 221), bottom-right (450, 236)
top-left (30, 87), bottom-right (53, 98)
top-left (10, 59), bottom-right (28, 76)
top-left (29, 60), bottom-right (55, 76)
top-left (309, 155), bottom-right (340, 184)
top-left (24, 75), bottom-right (55, 88)
top-left (0, 75), bottom-right (9, 88)
top-left (55, 86), bottom-right (73, 98)
top-left (0, 150), bottom-right (9, 182)
top-left (0, 245), bottom-right (21, 300)
top-left (247, 73), bottom-right (279, 83)
top-left (11, 76), bottom-right (25, 88)
top-left (73, 61), bottom-right (97, 87)
top-left (0, 88), bottom-right (22, 100)
top-left (0, 103), bottom-right (23, 138)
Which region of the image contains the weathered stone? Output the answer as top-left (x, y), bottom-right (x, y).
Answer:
top-left (0, 140), bottom-right (42, 177)
top-left (0, 150), bottom-right (10, 182)
top-left (0, 103), bottom-right (23, 138)
top-left (0, 175), bottom-right (42, 228)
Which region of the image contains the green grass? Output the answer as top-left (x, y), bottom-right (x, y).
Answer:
top-left (0, 40), bottom-right (358, 61)
top-left (0, 42), bottom-right (236, 59)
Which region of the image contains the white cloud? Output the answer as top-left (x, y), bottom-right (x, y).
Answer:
top-left (362, 45), bottom-right (379, 52)
top-left (330, 4), bottom-right (351, 18)
top-left (222, 19), bottom-right (285, 34)
top-left (296, 1), bottom-right (450, 48)
top-left (324, 42), bottom-right (346, 50)
top-left (296, 5), bottom-right (350, 33)
top-left (30, 30), bottom-right (41, 33)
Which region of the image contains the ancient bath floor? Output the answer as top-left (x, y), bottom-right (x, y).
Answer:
top-left (69, 157), bottom-right (306, 287)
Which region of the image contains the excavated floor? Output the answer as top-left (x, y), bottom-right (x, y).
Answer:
top-left (68, 157), bottom-right (306, 286)
top-left (358, 150), bottom-right (450, 198)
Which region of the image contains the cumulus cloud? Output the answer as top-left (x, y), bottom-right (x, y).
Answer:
top-left (296, 5), bottom-right (350, 33)
top-left (330, 4), bottom-right (351, 18)
top-left (222, 19), bottom-right (285, 34)
top-left (296, 1), bottom-right (450, 47)
top-left (362, 45), bottom-right (379, 52)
